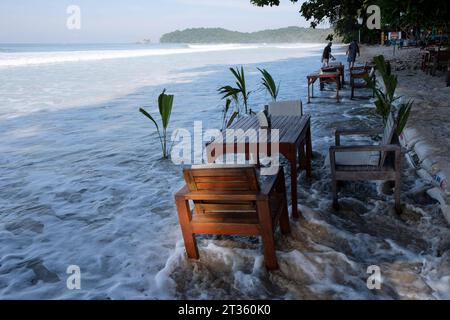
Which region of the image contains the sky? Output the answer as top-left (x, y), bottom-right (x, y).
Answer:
top-left (0, 0), bottom-right (327, 43)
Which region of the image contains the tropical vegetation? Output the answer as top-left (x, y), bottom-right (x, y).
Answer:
top-left (368, 55), bottom-right (413, 135)
top-left (219, 66), bottom-right (252, 115)
top-left (250, 0), bottom-right (450, 43)
top-left (258, 68), bottom-right (280, 101)
top-left (160, 26), bottom-right (338, 43)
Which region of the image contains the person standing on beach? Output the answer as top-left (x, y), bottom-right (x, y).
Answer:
top-left (346, 40), bottom-right (360, 70)
top-left (322, 42), bottom-right (335, 67)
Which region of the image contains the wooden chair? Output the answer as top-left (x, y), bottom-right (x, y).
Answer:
top-left (425, 50), bottom-right (450, 76)
top-left (329, 112), bottom-right (402, 213)
top-left (350, 65), bottom-right (376, 99)
top-left (174, 164), bottom-right (290, 270)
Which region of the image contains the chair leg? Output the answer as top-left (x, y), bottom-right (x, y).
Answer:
top-left (394, 178), bottom-right (401, 214)
top-left (257, 200), bottom-right (279, 271)
top-left (279, 204), bottom-right (291, 235)
top-left (175, 197), bottom-right (199, 259)
top-left (299, 143), bottom-right (306, 170)
top-left (332, 179), bottom-right (339, 210)
top-left (278, 171), bottom-right (291, 235)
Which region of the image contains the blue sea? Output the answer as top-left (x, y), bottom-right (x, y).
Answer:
top-left (0, 43), bottom-right (448, 299)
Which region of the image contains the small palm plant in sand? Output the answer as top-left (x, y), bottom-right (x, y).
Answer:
top-left (219, 66), bottom-right (252, 115)
top-left (258, 68), bottom-right (280, 101)
top-left (221, 98), bottom-right (239, 131)
top-left (139, 89), bottom-right (174, 159)
top-left (368, 55), bottom-right (413, 135)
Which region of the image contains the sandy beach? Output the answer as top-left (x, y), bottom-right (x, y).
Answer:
top-left (361, 45), bottom-right (450, 224)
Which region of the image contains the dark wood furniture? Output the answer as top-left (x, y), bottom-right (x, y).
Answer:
top-left (447, 59), bottom-right (450, 87)
top-left (350, 66), bottom-right (376, 99)
top-left (329, 112), bottom-right (402, 213)
top-left (206, 115), bottom-right (313, 219)
top-left (307, 71), bottom-right (341, 103)
top-left (423, 49), bottom-right (450, 75)
top-left (175, 165), bottom-right (291, 270)
top-left (328, 62), bottom-right (345, 86)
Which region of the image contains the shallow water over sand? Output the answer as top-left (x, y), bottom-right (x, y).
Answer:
top-left (0, 44), bottom-right (449, 299)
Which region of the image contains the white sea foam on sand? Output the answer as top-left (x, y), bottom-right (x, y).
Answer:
top-left (0, 43), bottom-right (322, 68)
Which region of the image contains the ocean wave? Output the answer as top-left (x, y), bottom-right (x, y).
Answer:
top-left (0, 44), bottom-right (263, 68)
top-left (0, 43), bottom-right (334, 68)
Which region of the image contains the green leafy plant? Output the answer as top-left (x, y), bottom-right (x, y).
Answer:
top-left (218, 66), bottom-right (252, 114)
top-left (396, 100), bottom-right (413, 135)
top-left (221, 99), bottom-right (239, 130)
top-left (258, 68), bottom-right (280, 101)
top-left (139, 89), bottom-right (174, 159)
top-left (367, 55), bottom-right (413, 134)
top-left (367, 55), bottom-right (399, 124)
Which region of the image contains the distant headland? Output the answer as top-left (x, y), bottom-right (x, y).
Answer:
top-left (159, 26), bottom-right (338, 44)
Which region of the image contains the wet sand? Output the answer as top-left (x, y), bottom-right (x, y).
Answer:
top-left (361, 45), bottom-right (450, 224)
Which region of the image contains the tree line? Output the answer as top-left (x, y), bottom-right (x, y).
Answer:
top-left (251, 0), bottom-right (450, 43)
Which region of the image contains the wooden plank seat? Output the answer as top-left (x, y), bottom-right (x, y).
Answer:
top-left (329, 112), bottom-right (402, 213)
top-left (175, 164), bottom-right (291, 270)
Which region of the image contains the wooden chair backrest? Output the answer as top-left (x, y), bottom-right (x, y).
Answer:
top-left (183, 165), bottom-right (260, 218)
top-left (379, 112), bottom-right (396, 167)
top-left (350, 66), bottom-right (371, 79)
top-left (183, 165), bottom-right (260, 193)
top-left (268, 100), bottom-right (303, 117)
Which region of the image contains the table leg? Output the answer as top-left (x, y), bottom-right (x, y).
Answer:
top-left (307, 79), bottom-right (311, 103)
top-left (336, 78), bottom-right (340, 102)
top-left (306, 127), bottom-right (313, 178)
top-left (288, 148), bottom-right (300, 219)
top-left (299, 143), bottom-right (306, 170)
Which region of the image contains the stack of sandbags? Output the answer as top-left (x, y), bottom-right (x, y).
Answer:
top-left (400, 127), bottom-right (450, 224)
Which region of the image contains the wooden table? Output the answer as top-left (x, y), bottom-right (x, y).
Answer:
top-left (307, 71), bottom-right (341, 103)
top-left (328, 62), bottom-right (345, 86)
top-left (206, 115), bottom-right (312, 219)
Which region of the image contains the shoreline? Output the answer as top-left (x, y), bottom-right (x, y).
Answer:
top-left (361, 45), bottom-right (450, 224)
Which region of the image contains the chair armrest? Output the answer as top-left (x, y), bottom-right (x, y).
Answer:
top-left (335, 128), bottom-right (384, 146)
top-left (330, 144), bottom-right (400, 153)
top-left (175, 185), bottom-right (190, 200)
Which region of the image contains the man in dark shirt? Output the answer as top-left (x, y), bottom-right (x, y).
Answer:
top-left (322, 42), bottom-right (335, 67)
top-left (346, 40), bottom-right (360, 69)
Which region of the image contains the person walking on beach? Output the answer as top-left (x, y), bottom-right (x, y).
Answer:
top-left (346, 40), bottom-right (360, 70)
top-left (322, 42), bottom-right (335, 67)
